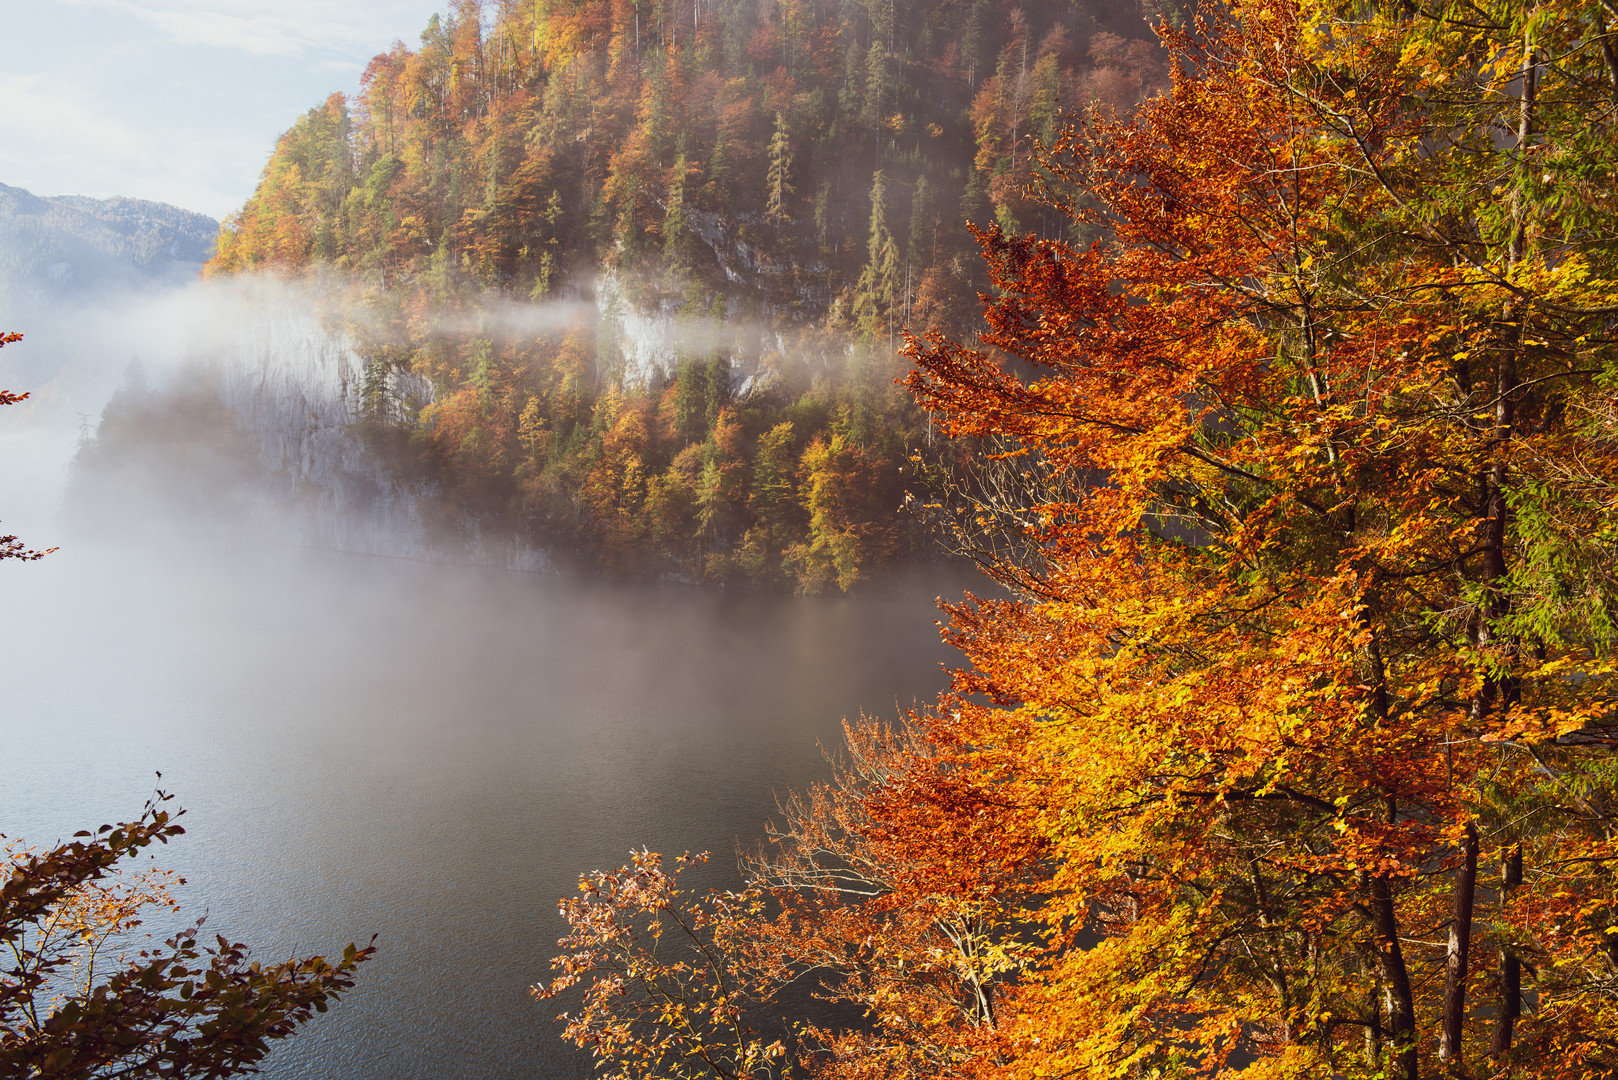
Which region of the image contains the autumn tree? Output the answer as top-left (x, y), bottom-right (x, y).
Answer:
top-left (742, 714), bottom-right (1047, 1080)
top-left (536, 712), bottom-right (1049, 1080)
top-left (904, 1), bottom-right (1618, 1076)
top-left (534, 851), bottom-right (791, 1080)
top-left (541, 0), bottom-right (1618, 1076)
top-left (786, 430), bottom-right (904, 594)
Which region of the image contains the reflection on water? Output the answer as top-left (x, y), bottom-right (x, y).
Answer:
top-left (0, 540), bottom-right (958, 1079)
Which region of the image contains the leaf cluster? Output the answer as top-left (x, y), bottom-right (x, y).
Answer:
top-left (1, 791), bottom-right (374, 1080)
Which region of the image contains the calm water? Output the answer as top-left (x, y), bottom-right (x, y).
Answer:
top-left (0, 527), bottom-right (958, 1078)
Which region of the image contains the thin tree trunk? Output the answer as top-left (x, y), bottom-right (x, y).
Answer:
top-left (1365, 976), bottom-right (1383, 1069)
top-left (1366, 824), bottom-right (1417, 1080)
top-left (1250, 857), bottom-right (1290, 1039)
top-left (1372, 876), bottom-right (1417, 1080)
top-left (1491, 845), bottom-right (1524, 1058)
top-left (1507, 36), bottom-right (1537, 272)
top-left (1474, 36), bottom-right (1534, 722)
top-left (1440, 821), bottom-right (1479, 1064)
top-left (1601, 19), bottom-right (1618, 96)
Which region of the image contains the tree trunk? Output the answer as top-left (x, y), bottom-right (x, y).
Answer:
top-left (1491, 845), bottom-right (1524, 1059)
top-left (1474, 33), bottom-right (1534, 718)
top-left (1250, 857), bottom-right (1291, 1039)
top-left (1369, 869), bottom-right (1418, 1080)
top-left (1507, 36), bottom-right (1537, 272)
top-left (1365, 977), bottom-right (1383, 1069)
top-left (1440, 821), bottom-right (1479, 1065)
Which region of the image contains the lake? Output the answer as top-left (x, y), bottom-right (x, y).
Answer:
top-left (0, 484), bottom-right (959, 1079)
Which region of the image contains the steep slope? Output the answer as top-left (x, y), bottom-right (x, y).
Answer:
top-left (203, 0), bottom-right (1171, 589)
top-left (210, 0), bottom-right (1168, 322)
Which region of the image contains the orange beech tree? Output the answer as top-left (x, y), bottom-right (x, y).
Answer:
top-left (537, 714), bottom-right (1047, 1080)
top-left (907, 0), bottom-right (1618, 1077)
top-left (741, 715), bottom-right (1047, 1080)
top-left (534, 850), bottom-right (793, 1080)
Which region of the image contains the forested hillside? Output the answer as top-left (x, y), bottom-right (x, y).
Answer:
top-left (0, 183), bottom-right (219, 422)
top-left (204, 0), bottom-right (1170, 589)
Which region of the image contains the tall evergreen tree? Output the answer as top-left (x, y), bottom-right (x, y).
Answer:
top-left (853, 170), bottom-right (899, 339)
top-left (765, 112), bottom-right (793, 227)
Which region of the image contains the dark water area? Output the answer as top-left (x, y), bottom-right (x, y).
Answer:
top-left (0, 528), bottom-right (961, 1078)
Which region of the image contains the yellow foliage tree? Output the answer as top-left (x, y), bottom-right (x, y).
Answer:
top-left (907, 1), bottom-right (1618, 1076)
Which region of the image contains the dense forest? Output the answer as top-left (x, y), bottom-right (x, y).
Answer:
top-left (203, 0), bottom-right (1170, 589)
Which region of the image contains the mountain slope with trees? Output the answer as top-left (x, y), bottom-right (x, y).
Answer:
top-left (202, 0), bottom-right (1170, 589)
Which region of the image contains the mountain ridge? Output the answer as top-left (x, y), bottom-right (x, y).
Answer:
top-left (0, 182), bottom-right (217, 303)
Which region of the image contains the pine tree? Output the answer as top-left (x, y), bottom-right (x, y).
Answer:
top-left (852, 170), bottom-right (899, 338)
top-left (663, 152), bottom-right (690, 267)
top-left (765, 113), bottom-right (793, 227)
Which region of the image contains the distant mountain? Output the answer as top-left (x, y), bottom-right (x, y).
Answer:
top-left (0, 184), bottom-right (219, 424)
top-left (0, 182), bottom-right (217, 303)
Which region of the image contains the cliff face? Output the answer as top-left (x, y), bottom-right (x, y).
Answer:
top-left (210, 295), bottom-right (442, 560)
top-left (65, 280), bottom-right (462, 564)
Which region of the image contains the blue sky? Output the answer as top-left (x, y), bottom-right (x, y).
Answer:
top-left (0, 0), bottom-right (447, 220)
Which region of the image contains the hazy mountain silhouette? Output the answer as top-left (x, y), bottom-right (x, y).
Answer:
top-left (0, 182), bottom-right (217, 304)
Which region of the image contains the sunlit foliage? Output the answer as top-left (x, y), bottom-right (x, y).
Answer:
top-left (542, 0), bottom-right (1618, 1076)
top-left (1, 790), bottom-right (374, 1079)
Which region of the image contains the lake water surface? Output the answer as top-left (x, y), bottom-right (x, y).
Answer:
top-left (0, 516), bottom-right (958, 1078)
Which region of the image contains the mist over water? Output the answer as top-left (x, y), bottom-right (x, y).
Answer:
top-left (1, 281), bottom-right (965, 1079)
top-left (4, 269), bottom-right (879, 574)
top-left (1, 526), bottom-right (961, 1078)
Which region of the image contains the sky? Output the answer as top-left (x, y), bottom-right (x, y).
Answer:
top-left (0, 0), bottom-right (448, 221)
